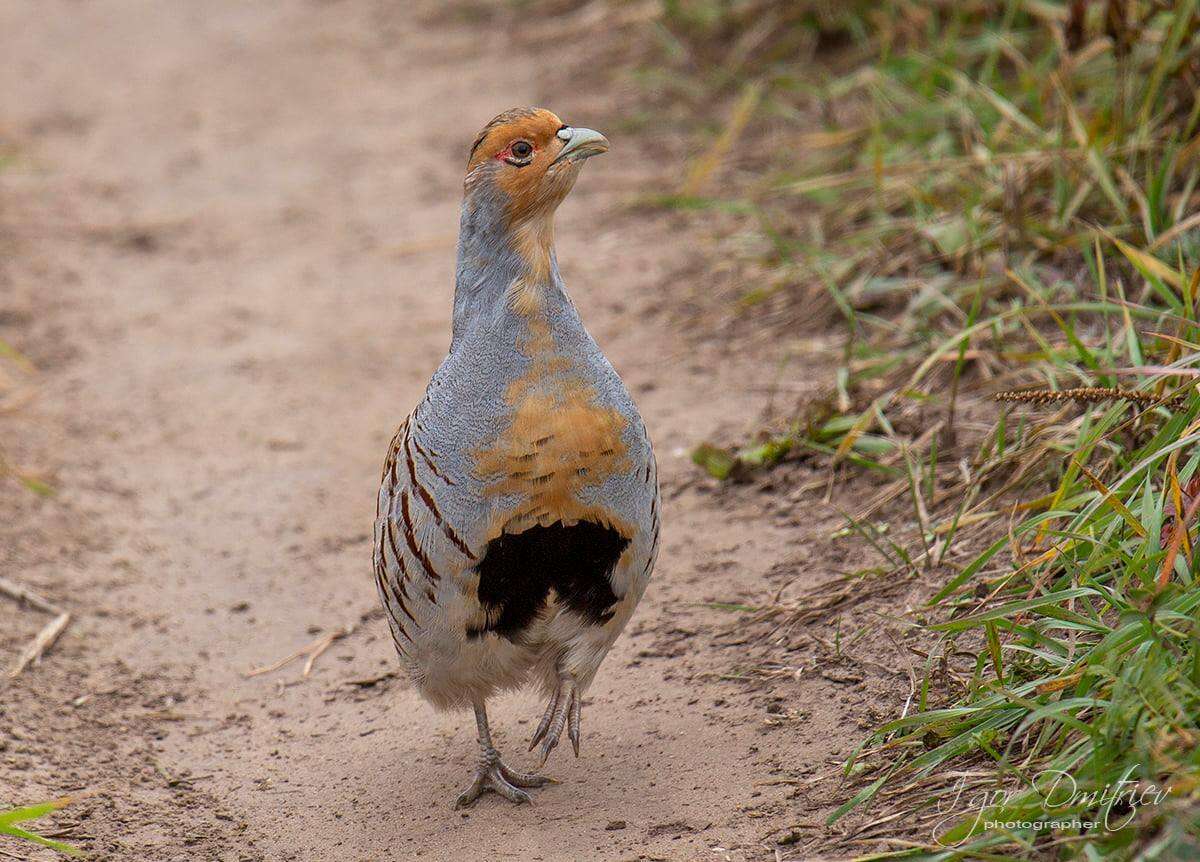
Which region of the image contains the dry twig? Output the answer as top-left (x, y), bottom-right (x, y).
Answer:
top-left (244, 624), bottom-right (355, 679)
top-left (0, 575), bottom-right (71, 677)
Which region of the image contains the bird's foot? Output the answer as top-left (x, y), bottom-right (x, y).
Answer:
top-left (529, 674), bottom-right (581, 766)
top-left (453, 747), bottom-right (556, 809)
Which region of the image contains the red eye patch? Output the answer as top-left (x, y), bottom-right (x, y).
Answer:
top-left (498, 140), bottom-right (535, 162)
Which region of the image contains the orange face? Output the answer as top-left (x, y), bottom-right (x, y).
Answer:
top-left (465, 107), bottom-right (609, 226)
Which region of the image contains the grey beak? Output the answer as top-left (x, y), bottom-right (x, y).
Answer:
top-left (551, 126), bottom-right (610, 165)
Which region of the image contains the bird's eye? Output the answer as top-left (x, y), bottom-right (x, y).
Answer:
top-left (510, 140), bottom-right (533, 161)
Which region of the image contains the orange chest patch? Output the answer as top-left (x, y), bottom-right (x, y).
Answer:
top-left (473, 323), bottom-right (631, 536)
top-left (474, 379), bottom-right (630, 530)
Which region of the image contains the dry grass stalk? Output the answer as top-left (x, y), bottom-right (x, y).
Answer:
top-left (993, 386), bottom-right (1187, 410)
top-left (679, 79), bottom-right (764, 197)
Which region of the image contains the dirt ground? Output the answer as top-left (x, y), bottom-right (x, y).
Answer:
top-left (1, 3), bottom-right (919, 860)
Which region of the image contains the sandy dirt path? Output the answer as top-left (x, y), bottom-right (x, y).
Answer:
top-left (0, 3), bottom-right (883, 860)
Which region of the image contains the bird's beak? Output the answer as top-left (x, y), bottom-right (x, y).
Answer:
top-left (551, 127), bottom-right (610, 165)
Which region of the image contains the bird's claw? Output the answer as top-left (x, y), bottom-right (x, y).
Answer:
top-left (453, 748), bottom-right (555, 809)
top-left (568, 686), bottom-right (581, 757)
top-left (529, 676), bottom-right (581, 765)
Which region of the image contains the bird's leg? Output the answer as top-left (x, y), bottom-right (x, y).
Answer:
top-left (528, 673), bottom-right (581, 765)
top-left (453, 700), bottom-right (555, 809)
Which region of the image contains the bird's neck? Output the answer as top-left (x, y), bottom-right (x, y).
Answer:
top-left (452, 201), bottom-right (571, 344)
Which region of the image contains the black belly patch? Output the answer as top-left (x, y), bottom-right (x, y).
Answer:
top-left (468, 521), bottom-right (630, 641)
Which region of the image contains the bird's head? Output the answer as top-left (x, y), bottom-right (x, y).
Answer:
top-left (463, 107), bottom-right (609, 237)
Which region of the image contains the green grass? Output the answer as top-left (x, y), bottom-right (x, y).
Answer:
top-left (0, 292), bottom-right (52, 495)
top-left (0, 337), bottom-right (52, 496)
top-left (634, 0), bottom-right (1200, 857)
top-left (830, 297), bottom-right (1200, 858)
top-left (0, 153), bottom-right (47, 496)
top-left (0, 798), bottom-right (81, 856)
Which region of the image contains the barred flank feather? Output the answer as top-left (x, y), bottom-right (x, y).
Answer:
top-left (993, 387), bottom-right (1188, 410)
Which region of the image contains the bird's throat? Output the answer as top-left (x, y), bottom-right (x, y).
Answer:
top-left (506, 216), bottom-right (556, 316)
top-left (511, 217), bottom-right (554, 282)
top-left (453, 200), bottom-right (567, 341)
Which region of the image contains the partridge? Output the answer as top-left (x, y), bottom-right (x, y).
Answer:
top-left (374, 107), bottom-right (659, 807)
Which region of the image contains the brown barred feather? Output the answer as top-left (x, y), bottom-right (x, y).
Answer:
top-left (384, 520), bottom-right (407, 582)
top-left (400, 489), bottom-right (442, 586)
top-left (411, 436), bottom-right (456, 485)
top-left (403, 430), bottom-right (476, 560)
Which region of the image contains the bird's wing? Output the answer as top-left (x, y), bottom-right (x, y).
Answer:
top-left (373, 406), bottom-right (480, 659)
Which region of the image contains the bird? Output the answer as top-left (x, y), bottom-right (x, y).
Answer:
top-left (373, 107), bottom-right (660, 808)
